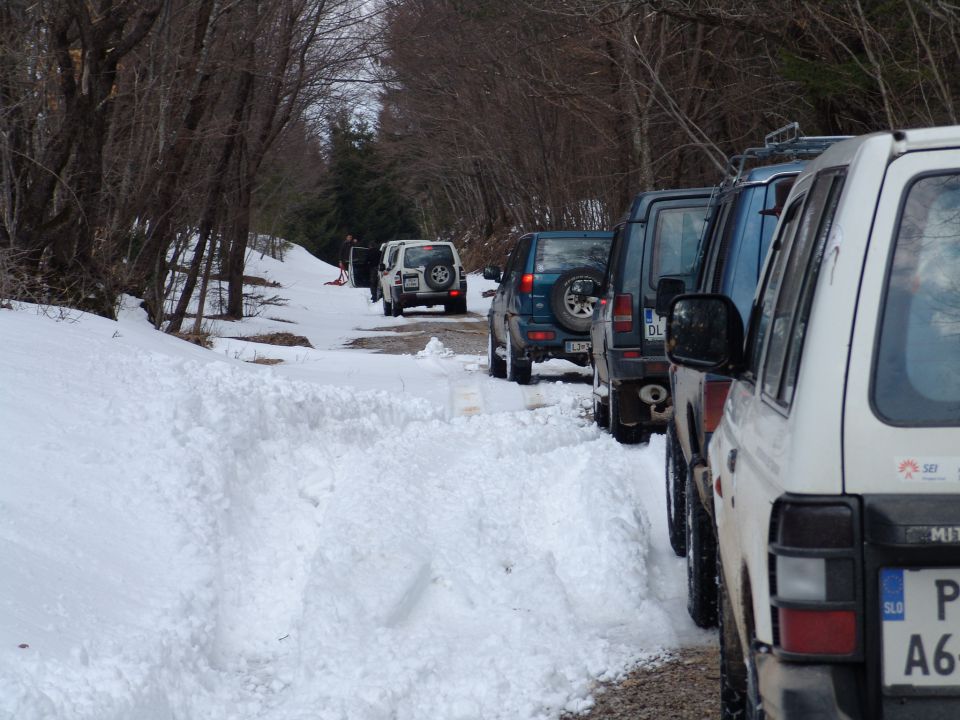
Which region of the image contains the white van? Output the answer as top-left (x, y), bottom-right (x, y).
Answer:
top-left (668, 126), bottom-right (960, 719)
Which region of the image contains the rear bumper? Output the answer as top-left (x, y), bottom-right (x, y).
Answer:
top-left (393, 282), bottom-right (466, 308)
top-left (756, 653), bottom-right (864, 720)
top-left (510, 317), bottom-right (590, 365)
top-left (606, 347), bottom-right (670, 385)
top-left (605, 347), bottom-right (672, 427)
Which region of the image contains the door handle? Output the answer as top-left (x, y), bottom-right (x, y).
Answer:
top-left (727, 449), bottom-right (738, 474)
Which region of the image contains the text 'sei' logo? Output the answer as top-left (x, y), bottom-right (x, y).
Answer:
top-left (898, 459), bottom-right (920, 480)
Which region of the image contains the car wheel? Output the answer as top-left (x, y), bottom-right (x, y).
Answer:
top-left (383, 298), bottom-right (392, 316)
top-left (592, 363), bottom-right (608, 428)
top-left (488, 319), bottom-right (507, 378)
top-left (719, 558), bottom-right (749, 720)
top-left (665, 423), bottom-right (687, 557)
top-left (685, 468), bottom-right (718, 628)
top-left (550, 267), bottom-right (604, 333)
top-left (424, 261), bottom-right (455, 290)
top-left (609, 383), bottom-right (646, 444)
top-left (506, 326), bottom-right (531, 384)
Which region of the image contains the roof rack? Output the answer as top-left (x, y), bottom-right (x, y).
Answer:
top-left (724, 122), bottom-right (851, 184)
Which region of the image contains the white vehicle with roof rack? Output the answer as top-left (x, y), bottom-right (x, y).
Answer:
top-left (667, 125), bottom-right (960, 719)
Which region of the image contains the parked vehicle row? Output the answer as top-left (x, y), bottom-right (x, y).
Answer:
top-left (668, 125), bottom-right (960, 719)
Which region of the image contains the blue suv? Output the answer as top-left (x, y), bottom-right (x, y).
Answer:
top-left (485, 231), bottom-right (613, 384)
top-left (663, 124), bottom-right (849, 630)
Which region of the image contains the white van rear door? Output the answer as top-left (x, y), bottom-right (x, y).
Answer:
top-left (844, 149), bottom-right (960, 495)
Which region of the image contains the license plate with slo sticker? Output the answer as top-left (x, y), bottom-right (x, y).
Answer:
top-left (882, 567), bottom-right (960, 689)
top-left (565, 340), bottom-right (590, 353)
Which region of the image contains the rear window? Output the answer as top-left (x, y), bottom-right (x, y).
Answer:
top-left (403, 245), bottom-right (455, 269)
top-left (533, 236), bottom-right (610, 274)
top-left (874, 173), bottom-right (960, 425)
top-left (650, 206), bottom-right (708, 281)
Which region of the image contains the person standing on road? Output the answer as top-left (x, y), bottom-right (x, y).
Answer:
top-left (339, 233), bottom-right (357, 271)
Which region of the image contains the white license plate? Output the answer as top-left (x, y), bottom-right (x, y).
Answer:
top-left (882, 567), bottom-right (960, 688)
top-left (643, 308), bottom-right (665, 340)
top-left (403, 279), bottom-right (419, 290)
top-left (565, 340), bottom-right (590, 353)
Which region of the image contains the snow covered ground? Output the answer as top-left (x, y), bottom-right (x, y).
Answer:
top-left (0, 244), bottom-right (711, 720)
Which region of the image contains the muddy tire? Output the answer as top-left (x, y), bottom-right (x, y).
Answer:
top-left (666, 423), bottom-right (687, 557)
top-left (686, 469), bottom-right (718, 628)
top-left (592, 363), bottom-right (608, 428)
top-left (610, 384), bottom-right (646, 444)
top-left (506, 328), bottom-right (531, 385)
top-left (488, 320), bottom-right (506, 378)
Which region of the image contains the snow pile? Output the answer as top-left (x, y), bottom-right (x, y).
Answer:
top-left (416, 336), bottom-right (455, 358)
top-left (0, 246), bottom-right (706, 720)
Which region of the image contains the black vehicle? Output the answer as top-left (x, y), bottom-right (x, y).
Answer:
top-left (485, 230), bottom-right (613, 385)
top-left (663, 124), bottom-right (850, 630)
top-left (587, 188), bottom-right (712, 443)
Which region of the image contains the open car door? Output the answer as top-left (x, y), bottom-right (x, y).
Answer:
top-left (348, 246), bottom-right (375, 289)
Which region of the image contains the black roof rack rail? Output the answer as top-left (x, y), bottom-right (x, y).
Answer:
top-left (724, 122), bottom-right (851, 184)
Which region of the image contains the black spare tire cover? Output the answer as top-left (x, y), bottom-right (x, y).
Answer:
top-left (550, 267), bottom-right (603, 333)
top-left (424, 260), bottom-right (455, 290)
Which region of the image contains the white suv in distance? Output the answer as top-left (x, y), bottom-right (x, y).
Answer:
top-left (668, 126), bottom-right (960, 719)
top-left (378, 240), bottom-right (467, 317)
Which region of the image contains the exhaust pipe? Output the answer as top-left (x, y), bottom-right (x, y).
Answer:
top-left (639, 384), bottom-right (668, 405)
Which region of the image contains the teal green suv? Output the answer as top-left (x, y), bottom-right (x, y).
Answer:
top-left (484, 231), bottom-right (613, 384)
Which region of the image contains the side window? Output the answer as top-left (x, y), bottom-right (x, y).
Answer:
top-left (509, 237), bottom-right (532, 275)
top-left (705, 200), bottom-right (736, 293)
top-left (762, 171), bottom-right (846, 405)
top-left (745, 195), bottom-right (806, 380)
top-left (605, 226), bottom-right (625, 289)
top-left (650, 205), bottom-right (709, 282)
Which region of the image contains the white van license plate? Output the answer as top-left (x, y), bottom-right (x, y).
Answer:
top-left (565, 340), bottom-right (590, 353)
top-left (882, 567), bottom-right (960, 688)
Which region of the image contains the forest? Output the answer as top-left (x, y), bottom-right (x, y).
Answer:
top-left (2, 0), bottom-right (959, 328)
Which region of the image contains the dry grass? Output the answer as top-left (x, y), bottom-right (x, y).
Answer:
top-left (226, 331), bottom-right (313, 348)
top-left (247, 357), bottom-right (284, 365)
top-left (172, 331), bottom-right (214, 348)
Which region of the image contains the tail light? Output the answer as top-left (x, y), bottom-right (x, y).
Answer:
top-left (704, 379), bottom-right (731, 432)
top-left (393, 271), bottom-right (401, 286)
top-left (527, 330), bottom-right (555, 341)
top-left (613, 294), bottom-right (633, 333)
top-left (449, 290), bottom-right (460, 297)
top-left (769, 498), bottom-right (861, 659)
top-left (519, 273), bottom-right (534, 294)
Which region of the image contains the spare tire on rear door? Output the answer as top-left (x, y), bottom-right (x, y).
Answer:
top-left (550, 267), bottom-right (603, 333)
top-left (424, 260), bottom-right (455, 290)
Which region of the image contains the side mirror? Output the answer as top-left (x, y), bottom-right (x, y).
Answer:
top-left (483, 265), bottom-right (502, 282)
top-left (656, 276), bottom-right (687, 316)
top-left (569, 278), bottom-right (598, 297)
top-left (666, 294), bottom-right (744, 376)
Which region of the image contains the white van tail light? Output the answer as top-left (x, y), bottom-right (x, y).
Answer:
top-left (769, 498), bottom-right (862, 659)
